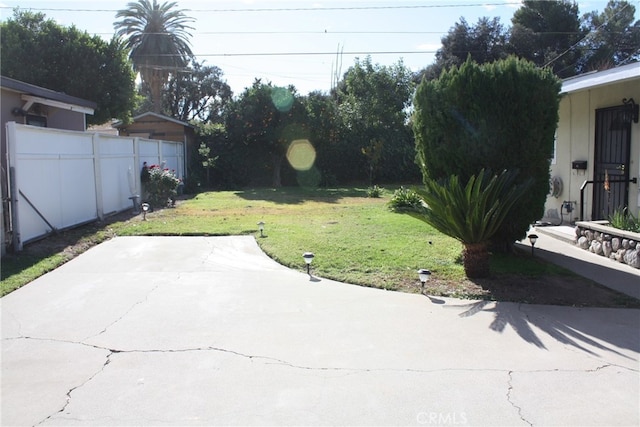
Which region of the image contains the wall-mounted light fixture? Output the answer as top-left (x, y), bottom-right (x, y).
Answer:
top-left (623, 98), bottom-right (639, 124)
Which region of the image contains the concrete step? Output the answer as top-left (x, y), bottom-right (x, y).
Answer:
top-left (532, 225), bottom-right (577, 245)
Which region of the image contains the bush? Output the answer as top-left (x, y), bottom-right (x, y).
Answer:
top-left (366, 185), bottom-right (383, 198)
top-left (388, 187), bottom-right (423, 212)
top-left (413, 56), bottom-right (561, 250)
top-left (413, 169), bottom-right (532, 278)
top-left (609, 207), bottom-right (640, 233)
top-left (145, 165), bottom-right (180, 208)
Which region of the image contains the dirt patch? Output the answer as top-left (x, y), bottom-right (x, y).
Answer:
top-left (442, 275), bottom-right (639, 308)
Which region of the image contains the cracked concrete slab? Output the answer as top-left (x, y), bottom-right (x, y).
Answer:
top-left (2, 236), bottom-right (639, 426)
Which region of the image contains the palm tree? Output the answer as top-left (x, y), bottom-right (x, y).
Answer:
top-left (114, 0), bottom-right (194, 113)
top-left (414, 169), bottom-right (532, 278)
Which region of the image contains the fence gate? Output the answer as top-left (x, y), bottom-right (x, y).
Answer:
top-left (592, 104), bottom-right (632, 220)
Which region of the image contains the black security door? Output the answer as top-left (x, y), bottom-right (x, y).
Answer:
top-left (592, 105), bottom-right (632, 220)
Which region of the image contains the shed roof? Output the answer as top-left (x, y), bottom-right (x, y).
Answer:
top-left (561, 62), bottom-right (640, 94)
top-left (113, 111), bottom-right (194, 129)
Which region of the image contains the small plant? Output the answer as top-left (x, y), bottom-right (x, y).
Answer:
top-left (367, 185), bottom-right (383, 198)
top-left (146, 164), bottom-right (180, 208)
top-left (388, 187), bottom-right (423, 212)
top-left (608, 207), bottom-right (640, 233)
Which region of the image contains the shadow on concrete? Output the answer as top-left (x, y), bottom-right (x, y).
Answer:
top-left (514, 241), bottom-right (640, 300)
top-left (451, 299), bottom-right (639, 358)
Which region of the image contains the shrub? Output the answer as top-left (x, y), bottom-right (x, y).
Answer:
top-left (388, 187), bottom-right (423, 212)
top-left (609, 207), bottom-right (640, 233)
top-left (367, 185), bottom-right (383, 198)
top-left (413, 169), bottom-right (532, 278)
top-left (413, 56), bottom-right (561, 250)
top-left (146, 165), bottom-right (180, 208)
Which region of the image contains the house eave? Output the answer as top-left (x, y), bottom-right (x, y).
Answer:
top-left (561, 62), bottom-right (640, 95)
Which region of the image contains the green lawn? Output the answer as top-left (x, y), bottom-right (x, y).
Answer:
top-left (1, 186), bottom-right (573, 298)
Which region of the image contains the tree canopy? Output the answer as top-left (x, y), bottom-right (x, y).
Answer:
top-left (335, 57), bottom-right (419, 184)
top-left (1, 10), bottom-right (136, 125)
top-left (418, 0), bottom-right (638, 81)
top-left (510, 0), bottom-right (584, 78)
top-left (114, 0), bottom-right (195, 113)
top-left (580, 0), bottom-right (640, 71)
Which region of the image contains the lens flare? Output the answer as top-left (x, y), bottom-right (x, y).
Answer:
top-left (271, 87), bottom-right (294, 112)
top-left (286, 139), bottom-right (316, 171)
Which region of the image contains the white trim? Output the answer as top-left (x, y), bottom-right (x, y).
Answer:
top-left (561, 62), bottom-right (640, 95)
top-left (21, 94), bottom-right (95, 115)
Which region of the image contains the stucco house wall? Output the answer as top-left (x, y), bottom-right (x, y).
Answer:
top-left (545, 63), bottom-right (640, 223)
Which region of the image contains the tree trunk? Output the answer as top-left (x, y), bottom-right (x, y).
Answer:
top-left (462, 242), bottom-right (490, 278)
top-left (150, 70), bottom-right (164, 114)
top-left (272, 154), bottom-right (283, 188)
top-left (142, 67), bottom-right (168, 114)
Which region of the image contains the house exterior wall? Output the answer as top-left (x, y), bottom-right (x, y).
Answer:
top-left (1, 87), bottom-right (87, 132)
top-left (547, 79), bottom-right (640, 223)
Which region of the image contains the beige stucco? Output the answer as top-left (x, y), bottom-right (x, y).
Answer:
top-left (546, 76), bottom-right (640, 223)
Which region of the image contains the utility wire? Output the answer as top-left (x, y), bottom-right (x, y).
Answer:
top-left (543, 1), bottom-right (632, 68)
top-left (138, 50), bottom-right (438, 57)
top-left (0, 2), bottom-right (527, 13)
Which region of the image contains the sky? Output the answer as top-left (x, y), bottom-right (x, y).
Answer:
top-left (0, 0), bottom-right (625, 96)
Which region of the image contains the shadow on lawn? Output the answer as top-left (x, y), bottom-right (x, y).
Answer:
top-left (234, 187), bottom-right (370, 205)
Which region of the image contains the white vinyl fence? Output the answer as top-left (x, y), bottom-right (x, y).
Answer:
top-left (5, 121), bottom-right (184, 251)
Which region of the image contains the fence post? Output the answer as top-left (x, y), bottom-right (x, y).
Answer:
top-left (92, 133), bottom-right (104, 220)
top-left (7, 122), bottom-right (22, 251)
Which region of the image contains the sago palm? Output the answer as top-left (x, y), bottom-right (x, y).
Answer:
top-left (414, 169), bottom-right (532, 278)
top-left (114, 0), bottom-right (194, 113)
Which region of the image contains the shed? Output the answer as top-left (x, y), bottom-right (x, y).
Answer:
top-left (114, 111), bottom-right (195, 176)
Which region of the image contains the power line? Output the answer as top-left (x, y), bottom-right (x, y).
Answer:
top-left (204, 50), bottom-right (437, 57)
top-left (139, 50), bottom-right (437, 57)
top-left (0, 2), bottom-right (524, 13)
top-left (543, 0), bottom-right (634, 68)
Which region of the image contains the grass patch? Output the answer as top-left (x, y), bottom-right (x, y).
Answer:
top-left (2, 186), bottom-right (637, 307)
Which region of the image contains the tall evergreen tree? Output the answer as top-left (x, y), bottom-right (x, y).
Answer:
top-left (418, 17), bottom-right (509, 80)
top-left (509, 0), bottom-right (584, 78)
top-left (580, 0), bottom-right (640, 71)
top-left (413, 57), bottom-right (561, 251)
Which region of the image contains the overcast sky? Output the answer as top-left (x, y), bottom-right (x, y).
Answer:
top-left (0, 0), bottom-right (620, 95)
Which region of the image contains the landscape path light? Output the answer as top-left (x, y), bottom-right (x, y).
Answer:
top-left (528, 233), bottom-right (538, 256)
top-left (418, 268), bottom-right (431, 290)
top-left (141, 203), bottom-right (150, 221)
top-left (257, 221), bottom-right (265, 237)
top-left (303, 252), bottom-right (315, 275)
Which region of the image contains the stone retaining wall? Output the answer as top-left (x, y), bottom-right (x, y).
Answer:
top-left (575, 221), bottom-right (640, 269)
